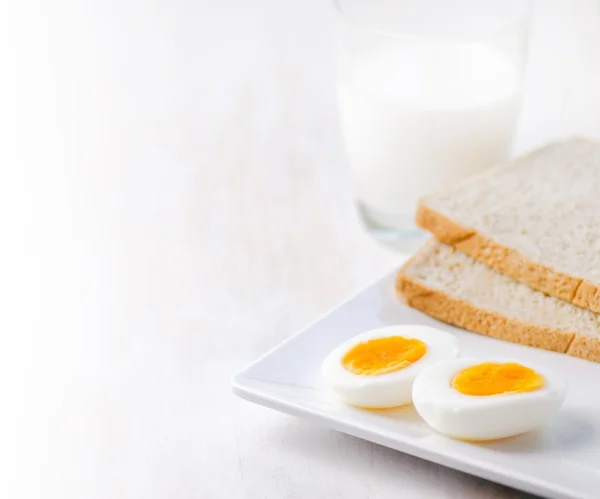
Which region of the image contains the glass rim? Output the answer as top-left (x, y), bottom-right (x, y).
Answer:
top-left (332, 0), bottom-right (533, 43)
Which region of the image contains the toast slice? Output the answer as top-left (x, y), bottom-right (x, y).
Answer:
top-left (416, 138), bottom-right (600, 314)
top-left (396, 240), bottom-right (600, 362)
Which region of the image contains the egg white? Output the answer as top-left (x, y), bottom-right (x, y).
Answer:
top-left (321, 325), bottom-right (459, 408)
top-left (412, 357), bottom-right (567, 441)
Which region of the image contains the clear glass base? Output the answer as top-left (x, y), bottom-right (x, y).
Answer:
top-left (358, 203), bottom-right (429, 253)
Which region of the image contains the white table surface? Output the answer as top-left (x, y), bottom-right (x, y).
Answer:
top-left (3, 0), bottom-right (600, 498)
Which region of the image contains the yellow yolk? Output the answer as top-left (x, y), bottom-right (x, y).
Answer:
top-left (342, 336), bottom-right (427, 376)
top-left (452, 362), bottom-right (545, 396)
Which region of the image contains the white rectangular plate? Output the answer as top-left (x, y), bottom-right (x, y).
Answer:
top-left (233, 268), bottom-right (600, 499)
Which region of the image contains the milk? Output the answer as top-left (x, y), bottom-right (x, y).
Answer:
top-left (339, 43), bottom-right (521, 225)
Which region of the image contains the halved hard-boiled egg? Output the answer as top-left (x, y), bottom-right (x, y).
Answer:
top-left (321, 325), bottom-right (459, 408)
top-left (412, 358), bottom-right (567, 441)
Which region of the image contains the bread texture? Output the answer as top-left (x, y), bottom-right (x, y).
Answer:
top-left (397, 241), bottom-right (600, 363)
top-left (416, 138), bottom-right (600, 314)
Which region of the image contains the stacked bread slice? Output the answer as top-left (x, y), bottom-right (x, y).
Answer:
top-left (396, 138), bottom-right (600, 362)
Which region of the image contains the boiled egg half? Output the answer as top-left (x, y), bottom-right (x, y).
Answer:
top-left (321, 325), bottom-right (459, 408)
top-left (413, 358), bottom-right (567, 441)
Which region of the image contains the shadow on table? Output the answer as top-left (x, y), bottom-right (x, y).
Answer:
top-left (265, 417), bottom-right (541, 499)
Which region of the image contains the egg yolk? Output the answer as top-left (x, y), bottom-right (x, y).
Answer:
top-left (452, 362), bottom-right (545, 396)
top-left (342, 336), bottom-right (427, 376)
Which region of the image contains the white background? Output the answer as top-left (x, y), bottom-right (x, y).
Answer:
top-left (1, 0), bottom-right (599, 498)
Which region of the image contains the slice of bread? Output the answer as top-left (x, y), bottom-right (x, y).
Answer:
top-left (416, 137), bottom-right (600, 314)
top-left (396, 240), bottom-right (600, 363)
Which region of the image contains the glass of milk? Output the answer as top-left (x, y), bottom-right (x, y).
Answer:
top-left (334, 0), bottom-right (531, 247)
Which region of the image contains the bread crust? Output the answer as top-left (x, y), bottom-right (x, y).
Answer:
top-left (397, 254), bottom-right (600, 362)
top-left (567, 334), bottom-right (600, 363)
top-left (415, 202), bottom-right (600, 313)
top-left (396, 270), bottom-right (575, 355)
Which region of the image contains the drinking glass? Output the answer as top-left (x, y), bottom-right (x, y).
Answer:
top-left (334, 0), bottom-right (531, 249)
